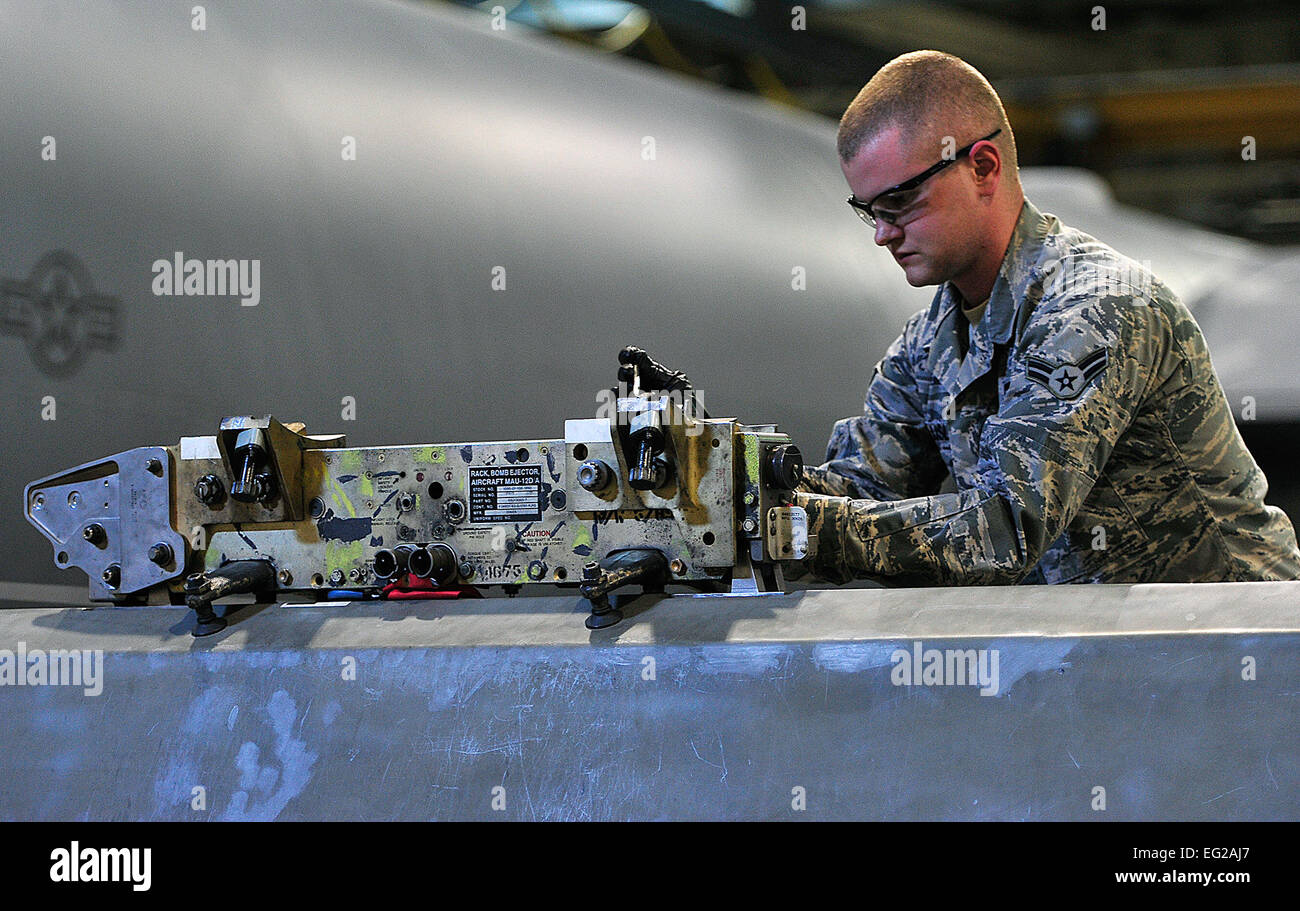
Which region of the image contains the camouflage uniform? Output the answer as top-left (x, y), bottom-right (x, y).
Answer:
top-left (795, 199), bottom-right (1300, 584)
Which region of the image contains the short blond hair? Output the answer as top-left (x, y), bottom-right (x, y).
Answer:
top-left (838, 50), bottom-right (1018, 176)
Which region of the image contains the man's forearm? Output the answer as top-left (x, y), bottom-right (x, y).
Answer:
top-left (797, 463), bottom-right (869, 498)
top-left (794, 488), bottom-right (1027, 585)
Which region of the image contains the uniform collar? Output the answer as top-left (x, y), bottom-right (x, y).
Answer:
top-left (928, 198), bottom-right (1053, 397)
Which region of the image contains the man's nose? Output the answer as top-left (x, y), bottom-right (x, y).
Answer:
top-left (874, 218), bottom-right (902, 246)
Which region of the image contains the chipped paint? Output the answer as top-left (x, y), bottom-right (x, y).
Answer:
top-left (412, 446), bottom-right (446, 464)
top-left (325, 538), bottom-right (365, 572)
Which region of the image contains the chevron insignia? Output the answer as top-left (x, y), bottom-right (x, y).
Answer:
top-left (1025, 348), bottom-right (1108, 400)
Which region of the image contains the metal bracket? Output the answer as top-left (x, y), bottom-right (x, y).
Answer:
top-left (728, 540), bottom-right (785, 596)
top-left (24, 446), bottom-right (187, 599)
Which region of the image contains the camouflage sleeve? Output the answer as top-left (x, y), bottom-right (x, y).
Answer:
top-left (798, 310), bottom-right (947, 501)
top-left (794, 289), bottom-right (1163, 585)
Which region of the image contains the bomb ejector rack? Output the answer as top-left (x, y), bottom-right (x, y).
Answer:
top-left (24, 348), bottom-right (814, 636)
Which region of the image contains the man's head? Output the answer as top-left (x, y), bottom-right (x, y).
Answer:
top-left (838, 51), bottom-right (1024, 301)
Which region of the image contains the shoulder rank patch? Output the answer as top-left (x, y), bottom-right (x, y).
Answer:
top-left (1026, 348), bottom-right (1108, 400)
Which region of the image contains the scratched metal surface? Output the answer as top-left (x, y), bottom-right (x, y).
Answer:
top-left (0, 583), bottom-right (1297, 820)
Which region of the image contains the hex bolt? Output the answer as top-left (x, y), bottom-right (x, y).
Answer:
top-left (743, 491), bottom-right (758, 506)
top-left (148, 542), bottom-right (173, 565)
top-left (279, 570), bottom-right (293, 586)
top-left (458, 561), bottom-right (474, 579)
top-left (329, 569), bottom-right (345, 586)
top-left (670, 559), bottom-right (686, 575)
top-left (577, 460), bottom-right (612, 492)
top-left (195, 475), bottom-right (226, 507)
top-left (250, 474), bottom-right (273, 503)
top-left (741, 517), bottom-right (758, 534)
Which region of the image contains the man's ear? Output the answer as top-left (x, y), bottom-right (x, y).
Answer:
top-left (970, 142), bottom-right (1001, 196)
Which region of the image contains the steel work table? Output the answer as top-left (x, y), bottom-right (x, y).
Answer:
top-left (0, 581), bottom-right (1296, 820)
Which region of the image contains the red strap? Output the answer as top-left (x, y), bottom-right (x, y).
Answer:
top-left (384, 589), bottom-right (463, 600)
top-left (380, 574), bottom-right (482, 600)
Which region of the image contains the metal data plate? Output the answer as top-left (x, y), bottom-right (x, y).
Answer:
top-left (765, 506), bottom-right (810, 560)
top-left (23, 446), bottom-right (187, 598)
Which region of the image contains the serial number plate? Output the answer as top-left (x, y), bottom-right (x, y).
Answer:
top-left (468, 465), bottom-right (543, 523)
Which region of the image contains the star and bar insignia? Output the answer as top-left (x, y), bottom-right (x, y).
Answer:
top-left (1025, 347), bottom-right (1108, 400)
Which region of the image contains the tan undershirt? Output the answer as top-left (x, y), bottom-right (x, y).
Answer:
top-left (963, 297), bottom-right (989, 325)
top-left (959, 296), bottom-right (989, 358)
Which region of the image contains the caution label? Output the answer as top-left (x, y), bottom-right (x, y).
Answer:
top-left (468, 465), bottom-right (543, 523)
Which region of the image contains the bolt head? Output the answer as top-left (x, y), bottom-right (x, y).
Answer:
top-left (577, 460), bottom-right (610, 492)
top-left (195, 475), bottom-right (225, 506)
top-left (101, 564), bottom-right (120, 588)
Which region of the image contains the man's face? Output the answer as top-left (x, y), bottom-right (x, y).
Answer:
top-left (842, 126), bottom-right (988, 289)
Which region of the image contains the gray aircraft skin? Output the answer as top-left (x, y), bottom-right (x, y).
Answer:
top-left (2, 0), bottom-right (1294, 595)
